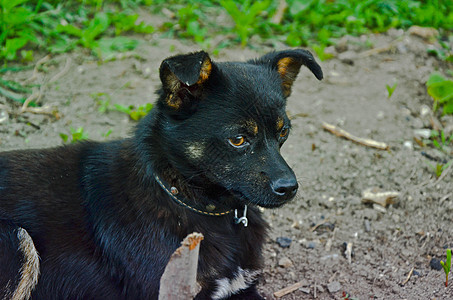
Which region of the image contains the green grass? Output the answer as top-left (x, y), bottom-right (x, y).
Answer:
top-left (0, 0), bottom-right (154, 63)
top-left (2, 0), bottom-right (452, 64)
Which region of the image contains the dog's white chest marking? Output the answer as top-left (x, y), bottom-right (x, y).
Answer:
top-left (211, 268), bottom-right (260, 300)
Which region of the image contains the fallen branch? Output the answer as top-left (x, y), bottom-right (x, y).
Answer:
top-left (159, 232), bottom-right (204, 300)
top-left (322, 122), bottom-right (389, 150)
top-left (274, 281), bottom-right (306, 298)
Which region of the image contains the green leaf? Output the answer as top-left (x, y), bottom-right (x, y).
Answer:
top-left (59, 133), bottom-right (68, 143)
top-left (386, 83), bottom-right (397, 98)
top-left (56, 24), bottom-right (83, 37)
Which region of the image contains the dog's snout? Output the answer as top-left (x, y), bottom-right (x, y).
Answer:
top-left (271, 178), bottom-right (298, 199)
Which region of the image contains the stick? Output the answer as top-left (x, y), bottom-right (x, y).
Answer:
top-left (359, 38), bottom-right (402, 57)
top-left (322, 122), bottom-right (389, 150)
top-left (310, 217), bottom-right (331, 232)
top-left (158, 233), bottom-right (204, 300)
top-left (271, 0), bottom-right (288, 24)
top-left (401, 267), bottom-right (414, 285)
top-left (24, 55), bottom-right (51, 84)
top-left (274, 281), bottom-right (306, 298)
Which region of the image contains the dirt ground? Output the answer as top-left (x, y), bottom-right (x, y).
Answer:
top-left (1, 29), bottom-right (452, 299)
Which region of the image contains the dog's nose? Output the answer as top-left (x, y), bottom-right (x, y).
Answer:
top-left (271, 178), bottom-right (298, 199)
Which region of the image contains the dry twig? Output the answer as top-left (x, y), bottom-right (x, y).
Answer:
top-left (359, 38), bottom-right (402, 57)
top-left (274, 281), bottom-right (306, 298)
top-left (322, 122), bottom-right (389, 150)
top-left (24, 55), bottom-right (51, 84)
top-left (401, 267), bottom-right (414, 285)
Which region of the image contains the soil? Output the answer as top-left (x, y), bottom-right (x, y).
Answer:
top-left (1, 28), bottom-right (452, 299)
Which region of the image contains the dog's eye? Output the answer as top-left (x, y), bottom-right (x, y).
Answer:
top-left (280, 128), bottom-right (289, 138)
top-left (228, 136), bottom-right (247, 147)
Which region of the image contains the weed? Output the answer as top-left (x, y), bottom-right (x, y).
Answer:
top-left (1, 1), bottom-right (154, 63)
top-left (60, 127), bottom-right (88, 143)
top-left (220, 0), bottom-right (272, 47)
top-left (311, 44), bottom-right (334, 61)
top-left (113, 103), bottom-right (152, 121)
top-left (92, 92), bottom-right (111, 113)
top-left (426, 159), bottom-right (453, 178)
top-left (429, 130), bottom-right (453, 154)
top-left (426, 73), bottom-right (453, 115)
top-left (441, 249), bottom-right (451, 287)
top-left (386, 83), bottom-right (397, 98)
top-left (102, 129), bottom-right (112, 138)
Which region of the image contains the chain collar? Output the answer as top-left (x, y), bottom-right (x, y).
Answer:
top-left (154, 174), bottom-right (248, 227)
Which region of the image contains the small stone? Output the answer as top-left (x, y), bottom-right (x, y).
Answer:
top-left (430, 258), bottom-right (443, 271)
top-left (403, 141), bottom-right (413, 150)
top-left (376, 111), bottom-right (385, 120)
top-left (276, 237), bottom-right (292, 248)
top-left (413, 270), bottom-right (420, 276)
top-left (414, 129), bottom-right (431, 139)
top-left (364, 219), bottom-right (371, 232)
top-left (0, 110), bottom-right (8, 123)
top-left (307, 241), bottom-right (317, 249)
top-left (327, 281), bottom-right (341, 293)
top-left (299, 287), bottom-right (310, 294)
top-left (420, 105), bottom-right (431, 117)
top-left (316, 284), bottom-right (325, 293)
top-left (278, 256), bottom-right (293, 268)
top-left (338, 51), bottom-right (355, 65)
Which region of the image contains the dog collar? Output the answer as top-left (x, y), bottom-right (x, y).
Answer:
top-left (154, 174), bottom-right (248, 226)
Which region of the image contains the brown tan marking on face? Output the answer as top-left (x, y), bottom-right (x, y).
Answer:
top-left (197, 57), bottom-right (212, 84)
top-left (276, 117), bottom-right (284, 131)
top-left (245, 120), bottom-right (258, 136)
top-left (166, 93), bottom-right (181, 110)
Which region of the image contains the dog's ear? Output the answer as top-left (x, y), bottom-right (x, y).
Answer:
top-left (250, 49), bottom-right (323, 97)
top-left (159, 51), bottom-right (212, 110)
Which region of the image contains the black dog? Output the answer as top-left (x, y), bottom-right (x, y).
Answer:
top-left (0, 49), bottom-right (322, 299)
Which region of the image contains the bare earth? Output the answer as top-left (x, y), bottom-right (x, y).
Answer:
top-left (1, 30), bottom-right (452, 299)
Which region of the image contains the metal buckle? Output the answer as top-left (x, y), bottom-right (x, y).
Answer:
top-left (234, 205), bottom-right (248, 227)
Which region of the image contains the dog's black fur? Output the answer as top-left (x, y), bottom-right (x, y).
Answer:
top-left (0, 50), bottom-right (322, 299)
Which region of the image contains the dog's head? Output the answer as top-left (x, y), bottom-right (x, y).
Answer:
top-left (150, 50), bottom-right (322, 208)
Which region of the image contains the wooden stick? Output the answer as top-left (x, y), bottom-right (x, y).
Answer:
top-left (322, 122), bottom-right (389, 150)
top-left (158, 232), bottom-right (204, 300)
top-left (358, 38), bottom-right (402, 57)
top-left (401, 267), bottom-right (414, 285)
top-left (274, 281), bottom-right (306, 298)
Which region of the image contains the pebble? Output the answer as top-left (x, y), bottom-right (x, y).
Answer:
top-left (430, 258), bottom-right (443, 271)
top-left (364, 219), bottom-right (371, 232)
top-left (320, 254), bottom-right (339, 261)
top-left (403, 141), bottom-right (413, 150)
top-left (278, 256), bottom-right (293, 268)
top-left (307, 241), bottom-right (317, 249)
top-left (0, 110), bottom-right (8, 123)
top-left (299, 287), bottom-right (310, 294)
top-left (276, 237), bottom-right (292, 248)
top-left (338, 51), bottom-right (355, 65)
top-left (327, 281), bottom-right (341, 293)
top-left (414, 129), bottom-right (431, 139)
top-left (420, 105), bottom-right (431, 117)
